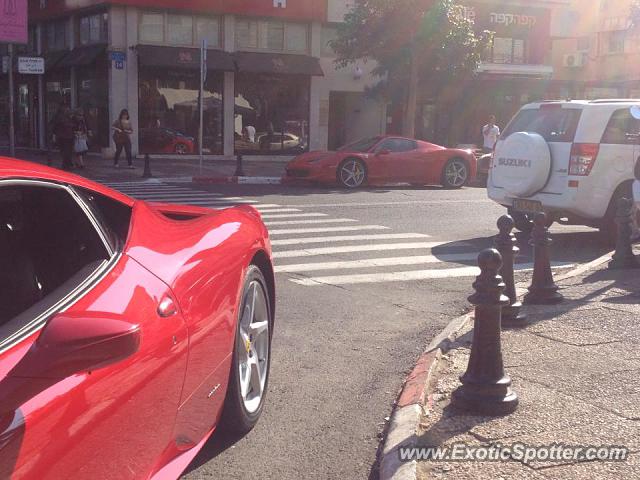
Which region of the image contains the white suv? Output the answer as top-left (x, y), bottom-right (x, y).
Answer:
top-left (487, 99), bottom-right (639, 238)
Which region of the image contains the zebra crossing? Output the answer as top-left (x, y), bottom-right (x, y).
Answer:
top-left (103, 181), bottom-right (573, 287)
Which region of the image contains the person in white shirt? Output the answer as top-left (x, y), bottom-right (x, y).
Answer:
top-left (245, 125), bottom-right (256, 143)
top-left (482, 115), bottom-right (500, 153)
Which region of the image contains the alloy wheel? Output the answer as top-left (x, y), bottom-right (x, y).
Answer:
top-left (339, 159), bottom-right (366, 188)
top-left (237, 280), bottom-right (270, 414)
top-left (445, 159), bottom-right (468, 188)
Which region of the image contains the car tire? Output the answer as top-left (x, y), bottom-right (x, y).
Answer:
top-left (599, 181), bottom-right (633, 244)
top-left (441, 158), bottom-right (469, 189)
top-left (337, 158), bottom-right (367, 188)
top-left (219, 265), bottom-right (273, 435)
top-left (174, 143), bottom-right (188, 154)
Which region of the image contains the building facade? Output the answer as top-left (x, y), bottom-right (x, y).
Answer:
top-left (0, 0), bottom-right (386, 158)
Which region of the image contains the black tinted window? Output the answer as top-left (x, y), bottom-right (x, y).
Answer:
top-left (378, 138), bottom-right (417, 153)
top-left (601, 109), bottom-right (640, 144)
top-left (502, 107), bottom-right (582, 142)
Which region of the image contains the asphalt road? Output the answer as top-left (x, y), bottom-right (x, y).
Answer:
top-left (107, 181), bottom-right (611, 480)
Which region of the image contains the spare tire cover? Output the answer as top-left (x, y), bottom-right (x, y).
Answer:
top-left (492, 132), bottom-right (551, 197)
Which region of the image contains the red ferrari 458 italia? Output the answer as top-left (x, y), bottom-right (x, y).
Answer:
top-left (285, 136), bottom-right (477, 189)
top-left (0, 158), bottom-right (275, 479)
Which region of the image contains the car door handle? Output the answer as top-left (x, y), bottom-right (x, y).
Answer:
top-left (157, 295), bottom-right (178, 318)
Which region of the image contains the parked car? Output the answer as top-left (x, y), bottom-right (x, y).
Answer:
top-left (487, 100), bottom-right (639, 238)
top-left (257, 132), bottom-right (303, 152)
top-left (140, 127), bottom-right (196, 154)
top-left (285, 136), bottom-right (477, 189)
top-left (0, 158), bottom-right (275, 479)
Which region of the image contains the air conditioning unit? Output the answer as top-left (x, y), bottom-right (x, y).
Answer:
top-left (563, 53), bottom-right (586, 68)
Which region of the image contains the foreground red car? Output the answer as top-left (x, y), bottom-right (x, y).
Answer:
top-left (0, 158), bottom-right (275, 479)
top-left (285, 136), bottom-right (477, 189)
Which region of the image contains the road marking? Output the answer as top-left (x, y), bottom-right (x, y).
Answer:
top-left (283, 200), bottom-right (496, 208)
top-left (290, 263), bottom-right (574, 286)
top-left (269, 225), bottom-right (390, 236)
top-left (271, 233), bottom-right (431, 246)
top-left (260, 213), bottom-right (329, 219)
top-left (272, 241), bottom-right (443, 257)
top-left (274, 253), bottom-right (472, 272)
top-left (264, 218), bottom-right (357, 226)
top-left (254, 208), bottom-right (302, 213)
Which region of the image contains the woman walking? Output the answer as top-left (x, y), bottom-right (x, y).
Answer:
top-left (73, 109), bottom-right (89, 169)
top-left (112, 109), bottom-right (134, 168)
top-left (53, 105), bottom-right (75, 171)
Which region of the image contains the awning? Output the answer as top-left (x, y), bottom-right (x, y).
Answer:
top-left (44, 50), bottom-right (68, 70)
top-left (136, 45), bottom-right (235, 72)
top-left (57, 44), bottom-right (107, 68)
top-left (234, 52), bottom-right (324, 76)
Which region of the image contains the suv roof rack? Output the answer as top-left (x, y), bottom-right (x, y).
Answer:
top-left (589, 99), bottom-right (640, 103)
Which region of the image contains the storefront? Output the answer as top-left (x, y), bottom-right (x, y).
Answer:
top-left (233, 52), bottom-right (322, 155)
top-left (137, 45), bottom-right (232, 155)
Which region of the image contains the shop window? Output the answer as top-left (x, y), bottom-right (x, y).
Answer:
top-left (140, 12), bottom-right (165, 44)
top-left (236, 19), bottom-right (309, 53)
top-left (45, 20), bottom-right (68, 51)
top-left (196, 17), bottom-right (221, 48)
top-left (168, 14), bottom-right (193, 46)
top-left (79, 13), bottom-right (108, 46)
top-left (139, 68), bottom-right (224, 155)
top-left (491, 37), bottom-right (526, 64)
top-left (234, 73), bottom-right (310, 155)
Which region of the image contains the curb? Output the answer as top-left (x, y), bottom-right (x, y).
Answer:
top-left (192, 176), bottom-right (283, 185)
top-left (378, 248), bottom-right (616, 480)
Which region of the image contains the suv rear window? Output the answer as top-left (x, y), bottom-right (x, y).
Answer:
top-left (502, 107), bottom-right (582, 142)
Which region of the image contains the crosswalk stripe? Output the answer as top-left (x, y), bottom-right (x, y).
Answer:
top-left (274, 252), bottom-right (470, 272)
top-left (264, 218), bottom-right (357, 226)
top-left (254, 208), bottom-right (301, 213)
top-left (260, 213), bottom-right (328, 219)
top-left (137, 196), bottom-right (258, 204)
top-left (269, 225), bottom-right (390, 236)
top-left (271, 233), bottom-right (430, 246)
top-left (289, 263), bottom-right (574, 286)
top-left (272, 240), bottom-right (441, 257)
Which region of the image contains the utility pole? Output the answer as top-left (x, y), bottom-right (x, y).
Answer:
top-left (8, 43), bottom-right (15, 157)
top-left (199, 39), bottom-right (207, 174)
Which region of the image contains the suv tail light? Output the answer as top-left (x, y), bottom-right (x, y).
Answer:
top-left (569, 143), bottom-right (599, 176)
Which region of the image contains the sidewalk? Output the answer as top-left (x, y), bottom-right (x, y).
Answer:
top-left (389, 254), bottom-right (640, 480)
top-left (1, 148), bottom-right (288, 184)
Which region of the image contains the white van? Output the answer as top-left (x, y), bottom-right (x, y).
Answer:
top-left (487, 100), bottom-right (639, 238)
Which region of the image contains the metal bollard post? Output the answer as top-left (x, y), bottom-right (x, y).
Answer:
top-left (451, 248), bottom-right (518, 416)
top-left (609, 197), bottom-right (640, 269)
top-left (234, 154), bottom-right (245, 177)
top-left (142, 154), bottom-right (152, 178)
top-left (494, 215), bottom-right (527, 328)
top-left (523, 212), bottom-right (563, 305)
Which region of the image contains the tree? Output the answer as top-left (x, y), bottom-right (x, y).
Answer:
top-left (331, 0), bottom-right (492, 138)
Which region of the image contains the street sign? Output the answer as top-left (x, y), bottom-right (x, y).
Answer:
top-left (18, 56), bottom-right (45, 74)
top-left (0, 0), bottom-right (28, 43)
top-left (110, 51), bottom-right (126, 62)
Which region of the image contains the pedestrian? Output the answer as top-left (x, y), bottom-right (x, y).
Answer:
top-left (632, 155), bottom-right (640, 242)
top-left (482, 115), bottom-right (500, 154)
top-left (112, 109), bottom-right (134, 169)
top-left (73, 109), bottom-right (89, 169)
top-left (53, 104), bottom-right (75, 171)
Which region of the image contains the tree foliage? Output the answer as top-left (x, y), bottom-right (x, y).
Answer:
top-left (331, 0), bottom-right (492, 136)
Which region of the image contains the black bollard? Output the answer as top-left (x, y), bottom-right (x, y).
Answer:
top-left (451, 248), bottom-right (518, 416)
top-left (523, 212), bottom-right (563, 305)
top-left (609, 197), bottom-right (640, 269)
top-left (142, 154), bottom-right (152, 178)
top-left (494, 215), bottom-right (527, 328)
top-left (234, 154), bottom-right (245, 177)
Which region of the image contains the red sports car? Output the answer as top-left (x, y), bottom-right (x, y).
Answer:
top-left (0, 158), bottom-right (275, 479)
top-left (285, 136), bottom-right (477, 189)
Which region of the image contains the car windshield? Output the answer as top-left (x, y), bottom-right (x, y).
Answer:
top-left (338, 137), bottom-right (382, 152)
top-left (502, 107), bottom-right (582, 143)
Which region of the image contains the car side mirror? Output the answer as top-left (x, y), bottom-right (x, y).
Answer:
top-left (0, 312), bottom-right (140, 413)
top-left (377, 148), bottom-right (391, 156)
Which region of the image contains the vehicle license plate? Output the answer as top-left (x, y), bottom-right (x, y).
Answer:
top-left (512, 199), bottom-right (543, 214)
